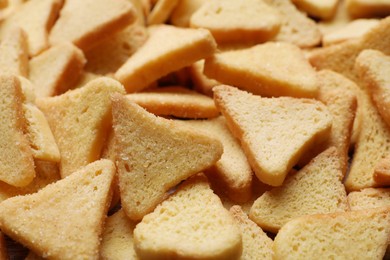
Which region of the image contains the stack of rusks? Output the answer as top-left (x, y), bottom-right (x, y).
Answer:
top-left (0, 0), bottom-right (390, 259)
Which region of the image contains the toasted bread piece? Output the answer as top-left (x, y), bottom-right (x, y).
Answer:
top-left (126, 86), bottom-right (219, 119)
top-left (346, 0), bottom-right (390, 18)
top-left (273, 207), bottom-right (390, 259)
top-left (18, 76), bottom-right (36, 104)
top-left (29, 43), bottom-right (86, 98)
top-left (299, 70), bottom-right (357, 175)
top-left (348, 188), bottom-right (390, 210)
top-left (0, 27), bottom-right (28, 77)
top-left (133, 174), bottom-right (242, 259)
top-left (112, 94), bottom-right (223, 220)
top-left (292, 0), bottom-right (339, 19)
top-left (0, 0), bottom-right (62, 56)
top-left (189, 60), bottom-right (220, 97)
top-left (100, 209), bottom-right (138, 260)
top-left (0, 159), bottom-right (115, 259)
top-left (0, 160), bottom-right (60, 203)
top-left (374, 155), bottom-right (390, 185)
top-left (205, 42), bottom-right (318, 98)
top-left (344, 89), bottom-right (390, 191)
top-left (190, 0), bottom-right (281, 44)
top-left (265, 0), bottom-right (321, 48)
top-left (115, 25), bottom-right (216, 93)
top-left (230, 206), bottom-right (273, 260)
top-left (213, 85), bottom-right (332, 186)
top-left (23, 104), bottom-right (60, 162)
top-left (0, 232), bottom-right (7, 260)
top-left (310, 16), bottom-right (390, 82)
top-left (0, 75), bottom-right (35, 187)
top-left (49, 0), bottom-right (136, 51)
top-left (249, 147), bottom-right (348, 233)
top-left (170, 0), bottom-right (206, 27)
top-left (318, 0), bottom-right (352, 35)
top-left (147, 0), bottom-right (179, 25)
top-left (36, 77), bottom-right (125, 178)
top-left (322, 19), bottom-right (380, 46)
top-left (179, 117), bottom-right (253, 203)
top-left (85, 25), bottom-right (148, 75)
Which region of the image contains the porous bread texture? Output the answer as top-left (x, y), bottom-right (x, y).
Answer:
top-left (299, 70), bottom-right (357, 175)
top-left (49, 0), bottom-right (136, 51)
top-left (189, 60), bottom-right (220, 97)
top-left (0, 0), bottom-right (63, 56)
top-left (147, 0), bottom-right (179, 25)
top-left (112, 94), bottom-right (223, 220)
top-left (346, 0), bottom-right (390, 18)
top-left (18, 77), bottom-right (37, 104)
top-left (0, 160), bottom-right (60, 203)
top-left (348, 188), bottom-right (390, 211)
top-left (190, 0), bottom-right (281, 44)
top-left (273, 207), bottom-right (390, 260)
top-left (204, 42), bottom-right (318, 98)
top-left (23, 104), bottom-right (60, 162)
top-left (85, 24), bottom-right (148, 75)
top-left (36, 77), bottom-right (126, 178)
top-left (100, 209), bottom-right (138, 260)
top-left (0, 75), bottom-right (35, 187)
top-left (230, 206), bottom-right (273, 260)
top-left (133, 174), bottom-right (242, 260)
top-left (249, 147), bottom-right (348, 233)
top-left (291, 0), bottom-right (339, 19)
top-left (309, 16), bottom-right (390, 82)
top-left (0, 27), bottom-right (28, 77)
top-left (115, 24), bottom-right (217, 93)
top-left (179, 117), bottom-right (253, 203)
top-left (169, 0), bottom-right (206, 27)
top-left (213, 85), bottom-right (332, 187)
top-left (264, 0), bottom-right (321, 48)
top-left (322, 19), bottom-right (380, 46)
top-left (0, 231), bottom-right (7, 260)
top-left (0, 159), bottom-right (115, 260)
top-left (126, 86), bottom-right (219, 119)
top-left (375, 156), bottom-right (390, 184)
top-left (29, 43), bottom-right (86, 98)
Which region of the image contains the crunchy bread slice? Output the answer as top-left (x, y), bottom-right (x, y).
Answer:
top-left (374, 155), bottom-right (390, 185)
top-left (0, 0), bottom-right (62, 56)
top-left (190, 0), bottom-right (281, 44)
top-left (0, 160), bottom-right (60, 203)
top-left (49, 0), bottom-right (136, 51)
top-left (29, 43), bottom-right (86, 98)
top-left (230, 206), bottom-right (273, 260)
top-left (36, 77), bottom-right (125, 178)
top-left (133, 174), bottom-right (242, 259)
top-left (249, 147), bottom-right (348, 233)
top-left (115, 24), bottom-right (217, 93)
top-left (348, 188), bottom-right (390, 211)
top-left (346, 0), bottom-right (390, 18)
top-left (23, 104), bottom-right (60, 162)
top-left (291, 0), bottom-right (339, 19)
top-left (0, 231), bottom-right (7, 260)
top-left (264, 0), bottom-right (321, 48)
top-left (0, 159), bottom-right (115, 259)
top-left (179, 117), bottom-right (253, 203)
top-left (169, 0), bottom-right (206, 27)
top-left (0, 27), bottom-right (28, 77)
top-left (273, 207), bottom-right (390, 259)
top-left (213, 85), bottom-right (332, 186)
top-left (147, 0), bottom-right (179, 25)
top-left (0, 75), bottom-right (35, 187)
top-left (126, 86), bottom-right (219, 119)
top-left (189, 60), bottom-right (220, 97)
top-left (112, 94), bottom-right (223, 221)
top-left (205, 42), bottom-right (318, 98)
top-left (100, 209), bottom-right (138, 260)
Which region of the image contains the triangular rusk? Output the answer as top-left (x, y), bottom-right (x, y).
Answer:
top-left (273, 207), bottom-right (390, 259)
top-left (348, 188), bottom-right (390, 211)
top-left (111, 94), bottom-right (223, 220)
top-left (249, 147), bottom-right (348, 233)
top-left (36, 77), bottom-right (125, 178)
top-left (0, 159), bottom-right (115, 259)
top-left (213, 85), bottom-right (332, 186)
top-left (204, 42), bottom-right (318, 98)
top-left (133, 174), bottom-right (242, 259)
top-left (0, 27), bottom-right (28, 77)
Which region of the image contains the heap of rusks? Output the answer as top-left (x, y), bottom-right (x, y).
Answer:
top-left (0, 0), bottom-right (390, 259)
